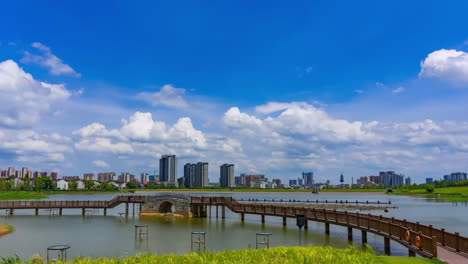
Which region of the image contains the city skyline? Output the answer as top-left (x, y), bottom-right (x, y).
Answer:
top-left (2, 2), bottom-right (468, 183)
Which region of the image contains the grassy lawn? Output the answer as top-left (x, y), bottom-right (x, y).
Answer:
top-left (0, 247), bottom-right (444, 264)
top-left (394, 186), bottom-right (468, 201)
top-left (0, 192), bottom-right (48, 200)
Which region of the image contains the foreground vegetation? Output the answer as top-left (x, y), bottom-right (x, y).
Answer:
top-left (0, 246), bottom-right (445, 264)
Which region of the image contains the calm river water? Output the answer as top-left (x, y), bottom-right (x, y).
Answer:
top-left (0, 192), bottom-right (466, 259)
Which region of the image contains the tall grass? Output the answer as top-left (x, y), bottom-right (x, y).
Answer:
top-left (3, 247), bottom-right (384, 264)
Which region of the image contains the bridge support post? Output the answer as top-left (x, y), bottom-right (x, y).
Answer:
top-left (104, 208), bottom-right (107, 216)
top-left (261, 214), bottom-right (265, 224)
top-left (59, 208), bottom-right (62, 216)
top-left (222, 205), bottom-right (225, 219)
top-left (82, 208), bottom-right (85, 216)
top-left (325, 223), bottom-right (330, 235)
top-left (132, 203), bottom-right (135, 217)
top-left (35, 208), bottom-right (39, 216)
top-left (9, 209), bottom-right (13, 216)
top-left (283, 216), bottom-right (287, 226)
top-left (125, 203), bottom-right (129, 217)
top-left (384, 237), bottom-right (391, 256)
top-left (216, 205), bottom-right (218, 218)
top-left (347, 227), bottom-right (353, 241)
top-left (408, 249), bottom-right (415, 257)
top-left (361, 230), bottom-right (367, 244)
top-left (432, 236), bottom-right (438, 259)
top-left (241, 213), bottom-right (244, 221)
top-left (304, 218), bottom-right (308, 229)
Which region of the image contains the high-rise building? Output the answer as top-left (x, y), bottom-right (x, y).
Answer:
top-left (160, 155), bottom-right (178, 183)
top-left (7, 167), bottom-right (15, 177)
top-left (195, 162), bottom-right (209, 187)
top-left (219, 164), bottom-right (234, 188)
top-left (84, 173), bottom-right (95, 181)
top-left (379, 171), bottom-right (404, 187)
top-left (22, 167), bottom-right (29, 178)
top-left (184, 162), bottom-right (209, 188)
top-left (98, 172), bottom-right (116, 182)
top-left (450, 172), bottom-right (467, 181)
top-left (289, 179), bottom-right (297, 186)
top-left (242, 174), bottom-right (265, 187)
top-left (234, 176), bottom-right (241, 186)
top-left (302, 172), bottom-right (314, 187)
top-left (119, 172), bottom-right (136, 183)
top-left (15, 171), bottom-right (22, 178)
top-left (426, 178), bottom-right (434, 184)
top-left (140, 172), bottom-right (150, 183)
top-left (405, 177), bottom-right (411, 185)
top-left (184, 163), bottom-right (195, 188)
top-left (51, 172), bottom-right (59, 181)
top-left (33, 171), bottom-right (43, 178)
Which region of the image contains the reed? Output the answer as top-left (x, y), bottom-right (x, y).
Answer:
top-left (2, 246), bottom-right (442, 264)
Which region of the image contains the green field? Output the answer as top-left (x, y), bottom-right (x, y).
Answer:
top-left (0, 246), bottom-right (444, 264)
top-left (394, 186), bottom-right (468, 201)
top-left (0, 192), bottom-right (48, 200)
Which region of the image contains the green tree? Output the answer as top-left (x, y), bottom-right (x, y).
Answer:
top-left (68, 181), bottom-right (78, 191)
top-left (22, 174), bottom-right (31, 191)
top-left (84, 180), bottom-right (95, 190)
top-left (126, 181), bottom-right (139, 189)
top-left (34, 176), bottom-right (54, 190)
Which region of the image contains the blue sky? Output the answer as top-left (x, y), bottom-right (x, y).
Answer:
top-left (1, 1), bottom-right (468, 183)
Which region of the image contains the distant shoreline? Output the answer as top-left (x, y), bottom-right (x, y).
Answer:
top-left (133, 190), bottom-right (386, 194)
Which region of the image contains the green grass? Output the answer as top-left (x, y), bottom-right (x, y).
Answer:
top-left (0, 192), bottom-right (48, 200)
top-left (394, 186), bottom-right (468, 201)
top-left (379, 256), bottom-right (445, 264)
top-left (0, 246), bottom-right (443, 264)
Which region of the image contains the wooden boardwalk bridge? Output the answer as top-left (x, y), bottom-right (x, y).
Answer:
top-left (0, 195), bottom-right (145, 216)
top-left (1, 195), bottom-right (467, 262)
top-left (191, 196), bottom-right (468, 262)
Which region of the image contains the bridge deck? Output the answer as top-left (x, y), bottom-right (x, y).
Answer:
top-left (191, 196), bottom-right (468, 261)
top-left (1, 195), bottom-right (467, 263)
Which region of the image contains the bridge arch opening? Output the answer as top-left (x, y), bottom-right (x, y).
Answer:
top-left (158, 201), bottom-right (175, 214)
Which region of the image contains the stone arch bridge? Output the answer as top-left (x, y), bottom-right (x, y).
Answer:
top-left (140, 193), bottom-right (192, 217)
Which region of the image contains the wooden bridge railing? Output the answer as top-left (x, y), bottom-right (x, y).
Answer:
top-left (192, 196), bottom-right (468, 258)
top-left (0, 195), bottom-right (146, 209)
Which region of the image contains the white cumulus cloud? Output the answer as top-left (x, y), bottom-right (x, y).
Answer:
top-left (0, 60), bottom-right (71, 127)
top-left (419, 49), bottom-right (468, 86)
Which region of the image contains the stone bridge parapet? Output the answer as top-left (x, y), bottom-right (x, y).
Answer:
top-left (140, 193), bottom-right (192, 217)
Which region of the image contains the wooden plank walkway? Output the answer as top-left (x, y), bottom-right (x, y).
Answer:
top-left (1, 194), bottom-right (467, 262)
top-left (191, 196), bottom-right (468, 261)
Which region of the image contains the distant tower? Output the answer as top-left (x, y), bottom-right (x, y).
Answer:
top-left (159, 155), bottom-right (178, 183)
top-left (340, 174), bottom-right (344, 189)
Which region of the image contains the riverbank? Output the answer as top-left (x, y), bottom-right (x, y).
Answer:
top-left (0, 223), bottom-right (13, 237)
top-left (0, 192), bottom-right (48, 200)
top-left (386, 186), bottom-right (468, 202)
top-left (4, 246), bottom-right (443, 264)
